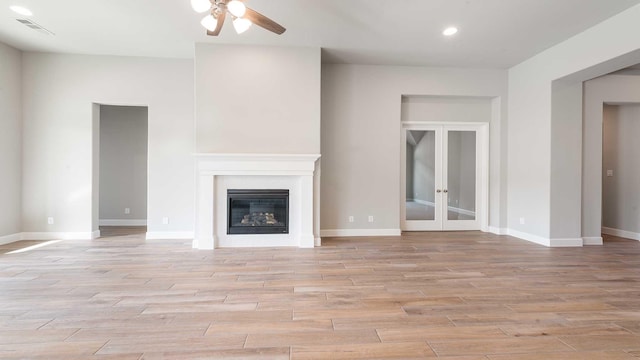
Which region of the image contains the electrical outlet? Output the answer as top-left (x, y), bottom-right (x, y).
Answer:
top-left (348, 216), bottom-right (354, 223)
top-left (519, 217), bottom-right (525, 225)
top-left (368, 215), bottom-right (374, 223)
top-left (47, 217), bottom-right (54, 225)
top-left (162, 217), bottom-right (169, 225)
top-left (124, 208), bottom-right (130, 214)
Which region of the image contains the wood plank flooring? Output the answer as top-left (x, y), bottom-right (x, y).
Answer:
top-left (1, 231), bottom-right (640, 359)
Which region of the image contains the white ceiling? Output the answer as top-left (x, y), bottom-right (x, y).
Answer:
top-left (1, 0), bottom-right (639, 68)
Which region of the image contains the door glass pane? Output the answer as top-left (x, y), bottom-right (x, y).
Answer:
top-left (406, 130), bottom-right (435, 221)
top-left (447, 131), bottom-right (476, 221)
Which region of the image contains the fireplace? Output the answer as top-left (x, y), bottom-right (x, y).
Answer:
top-left (227, 189), bottom-right (289, 235)
top-left (194, 153), bottom-right (320, 249)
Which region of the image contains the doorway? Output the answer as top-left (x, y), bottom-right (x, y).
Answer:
top-left (95, 105), bottom-right (149, 237)
top-left (601, 103), bottom-right (640, 241)
top-left (401, 123), bottom-right (487, 231)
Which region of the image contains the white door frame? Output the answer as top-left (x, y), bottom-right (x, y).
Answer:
top-left (400, 122), bottom-right (489, 232)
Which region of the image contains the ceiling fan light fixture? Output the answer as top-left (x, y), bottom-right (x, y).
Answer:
top-left (227, 0), bottom-right (246, 17)
top-left (201, 14), bottom-right (218, 31)
top-left (191, 0), bottom-right (211, 13)
top-left (443, 26), bottom-right (458, 36)
top-left (10, 5), bottom-right (32, 16)
top-left (233, 17), bottom-right (252, 34)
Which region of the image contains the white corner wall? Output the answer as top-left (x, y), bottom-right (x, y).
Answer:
top-left (0, 42), bottom-right (22, 243)
top-left (321, 64), bottom-right (507, 235)
top-left (195, 44), bottom-right (321, 154)
top-left (507, 4), bottom-right (640, 246)
top-left (99, 105), bottom-right (148, 225)
top-left (21, 53), bottom-right (194, 239)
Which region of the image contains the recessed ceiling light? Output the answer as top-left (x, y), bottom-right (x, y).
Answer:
top-left (10, 5), bottom-right (33, 16)
top-left (443, 27), bottom-right (458, 36)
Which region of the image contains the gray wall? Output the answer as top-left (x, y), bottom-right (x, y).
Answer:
top-left (508, 4), bottom-right (640, 244)
top-left (550, 80), bottom-right (583, 240)
top-left (195, 44), bottom-right (321, 154)
top-left (602, 104), bottom-right (640, 234)
top-left (0, 42), bottom-right (22, 238)
top-left (401, 96), bottom-right (492, 123)
top-left (99, 105), bottom-right (148, 222)
top-left (21, 53), bottom-right (194, 235)
top-left (321, 64), bottom-right (507, 231)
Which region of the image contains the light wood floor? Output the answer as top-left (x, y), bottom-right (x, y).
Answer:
top-left (1, 231), bottom-right (640, 359)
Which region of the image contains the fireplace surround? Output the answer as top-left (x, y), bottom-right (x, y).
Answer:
top-left (194, 153), bottom-right (320, 249)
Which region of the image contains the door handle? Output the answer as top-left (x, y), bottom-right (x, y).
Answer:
top-left (443, 189), bottom-right (448, 193)
top-left (436, 189), bottom-right (441, 193)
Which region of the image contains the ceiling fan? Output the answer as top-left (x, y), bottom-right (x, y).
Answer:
top-left (190, 0), bottom-right (286, 36)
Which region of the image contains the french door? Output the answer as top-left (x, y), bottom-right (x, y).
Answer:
top-left (401, 124), bottom-right (486, 231)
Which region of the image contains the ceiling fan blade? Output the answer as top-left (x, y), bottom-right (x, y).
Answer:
top-left (244, 7), bottom-right (286, 35)
top-left (207, 10), bottom-right (226, 36)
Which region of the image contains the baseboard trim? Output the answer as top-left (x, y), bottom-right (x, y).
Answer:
top-left (488, 226), bottom-right (507, 235)
top-left (602, 227), bottom-right (640, 241)
top-left (21, 232), bottom-right (95, 240)
top-left (91, 230), bottom-right (101, 239)
top-left (548, 238), bottom-right (584, 247)
top-left (145, 231), bottom-right (194, 240)
top-left (320, 229), bottom-right (402, 237)
top-left (0, 233), bottom-right (22, 245)
top-left (583, 236), bottom-right (603, 245)
top-left (506, 229), bottom-right (583, 247)
top-left (99, 219), bottom-right (147, 226)
top-left (506, 229), bottom-right (551, 247)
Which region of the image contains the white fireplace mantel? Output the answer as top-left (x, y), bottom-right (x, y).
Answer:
top-left (194, 153), bottom-right (321, 249)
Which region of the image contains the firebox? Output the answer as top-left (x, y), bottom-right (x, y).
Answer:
top-left (227, 189), bottom-right (289, 234)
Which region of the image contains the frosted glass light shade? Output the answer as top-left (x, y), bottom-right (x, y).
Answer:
top-left (191, 0), bottom-right (211, 13)
top-left (443, 27), bottom-right (458, 36)
top-left (233, 17), bottom-right (252, 34)
top-left (201, 15), bottom-right (218, 31)
top-left (10, 5), bottom-right (33, 16)
top-left (227, 0), bottom-right (246, 17)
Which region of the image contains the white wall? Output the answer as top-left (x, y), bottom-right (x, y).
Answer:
top-left (21, 53), bottom-right (194, 238)
top-left (602, 104), bottom-right (640, 236)
top-left (99, 105), bottom-right (148, 223)
top-left (195, 44), bottom-right (321, 154)
top-left (321, 64), bottom-right (507, 233)
top-left (0, 42), bottom-right (22, 240)
top-left (507, 4), bottom-right (640, 246)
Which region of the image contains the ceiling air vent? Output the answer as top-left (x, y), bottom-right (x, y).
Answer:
top-left (16, 18), bottom-right (54, 35)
